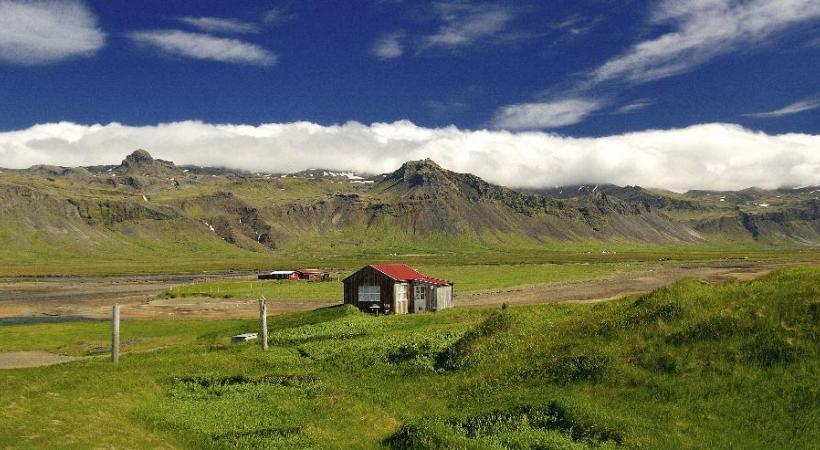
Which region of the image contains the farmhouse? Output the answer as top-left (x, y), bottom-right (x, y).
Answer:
top-left (257, 268), bottom-right (330, 281)
top-left (258, 270), bottom-right (298, 280)
top-left (296, 268), bottom-right (330, 281)
top-left (343, 264), bottom-right (453, 315)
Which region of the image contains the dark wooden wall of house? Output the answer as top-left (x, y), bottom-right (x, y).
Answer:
top-left (342, 266), bottom-right (396, 314)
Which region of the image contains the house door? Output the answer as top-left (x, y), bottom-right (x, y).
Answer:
top-left (413, 285), bottom-right (426, 313)
top-left (395, 283), bottom-right (408, 314)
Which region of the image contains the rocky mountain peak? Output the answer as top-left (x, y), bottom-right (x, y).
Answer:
top-left (116, 149), bottom-right (177, 175)
top-left (391, 159), bottom-right (451, 188)
top-left (122, 149), bottom-right (154, 168)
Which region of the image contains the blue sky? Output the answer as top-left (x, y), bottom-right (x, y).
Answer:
top-left (0, 0), bottom-right (819, 190)
top-left (1, 0), bottom-right (819, 134)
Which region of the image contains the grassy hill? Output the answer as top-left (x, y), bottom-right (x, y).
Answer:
top-left (1, 266), bottom-right (817, 448)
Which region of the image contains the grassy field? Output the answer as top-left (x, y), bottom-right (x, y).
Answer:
top-left (161, 262), bottom-right (645, 300)
top-left (1, 266), bottom-right (818, 448)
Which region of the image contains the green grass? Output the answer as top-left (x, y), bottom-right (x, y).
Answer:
top-left (163, 279), bottom-right (343, 301)
top-left (2, 266), bottom-right (818, 448)
top-left (0, 319), bottom-right (250, 356)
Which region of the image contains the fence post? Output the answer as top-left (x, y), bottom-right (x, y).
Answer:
top-left (259, 296), bottom-right (269, 351)
top-left (112, 304), bottom-right (120, 363)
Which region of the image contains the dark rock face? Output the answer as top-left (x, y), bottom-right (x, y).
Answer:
top-left (121, 149), bottom-right (154, 169)
top-left (116, 149), bottom-right (177, 176)
top-left (67, 199), bottom-right (174, 226)
top-left (179, 192), bottom-right (278, 250)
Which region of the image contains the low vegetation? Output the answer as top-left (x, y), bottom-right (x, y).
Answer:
top-left (1, 266), bottom-right (818, 448)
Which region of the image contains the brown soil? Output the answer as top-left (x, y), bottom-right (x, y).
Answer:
top-left (0, 262), bottom-right (797, 321)
top-left (456, 263), bottom-right (781, 308)
top-left (0, 351), bottom-right (82, 369)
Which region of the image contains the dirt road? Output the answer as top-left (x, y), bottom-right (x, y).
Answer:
top-left (455, 263), bottom-right (777, 308)
top-left (0, 263), bottom-right (794, 321)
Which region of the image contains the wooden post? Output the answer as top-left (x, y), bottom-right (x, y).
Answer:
top-left (112, 304), bottom-right (120, 363)
top-left (259, 296), bottom-right (269, 351)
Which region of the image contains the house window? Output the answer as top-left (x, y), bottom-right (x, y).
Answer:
top-left (358, 285), bottom-right (380, 303)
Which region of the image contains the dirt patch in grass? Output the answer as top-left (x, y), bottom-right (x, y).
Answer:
top-left (0, 351), bottom-right (83, 369)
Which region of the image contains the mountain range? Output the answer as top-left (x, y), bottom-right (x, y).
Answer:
top-left (1, 150), bottom-right (818, 267)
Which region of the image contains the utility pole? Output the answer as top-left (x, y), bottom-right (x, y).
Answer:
top-left (259, 296), bottom-right (269, 351)
top-left (112, 304), bottom-right (120, 363)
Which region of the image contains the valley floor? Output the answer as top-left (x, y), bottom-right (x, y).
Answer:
top-left (0, 262), bottom-right (787, 321)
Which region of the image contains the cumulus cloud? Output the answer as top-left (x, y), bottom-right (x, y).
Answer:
top-left (128, 30), bottom-right (276, 65)
top-left (492, 99), bottom-right (601, 129)
top-left (1, 121), bottom-right (818, 192)
top-left (177, 16), bottom-right (259, 34)
top-left (591, 0), bottom-right (820, 84)
top-left (0, 0), bottom-right (105, 65)
top-left (744, 95), bottom-right (820, 118)
top-left (371, 31), bottom-right (405, 59)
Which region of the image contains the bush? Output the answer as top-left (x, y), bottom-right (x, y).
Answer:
top-left (539, 354), bottom-right (611, 384)
top-left (386, 403), bottom-right (622, 450)
top-left (623, 299), bottom-right (684, 327)
top-left (435, 312), bottom-right (511, 371)
top-left (743, 330), bottom-right (798, 367)
top-left (666, 316), bottom-right (739, 345)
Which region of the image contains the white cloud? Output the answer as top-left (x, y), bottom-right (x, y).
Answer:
top-left (494, 0), bottom-right (820, 128)
top-left (592, 0), bottom-right (820, 84)
top-left (128, 30), bottom-right (276, 66)
top-left (492, 99), bottom-right (602, 129)
top-left (612, 99), bottom-right (653, 115)
top-left (2, 121), bottom-right (817, 192)
top-left (371, 32), bottom-right (405, 59)
top-left (424, 2), bottom-right (513, 48)
top-left (263, 8), bottom-right (292, 25)
top-left (0, 0), bottom-right (105, 65)
top-left (744, 95), bottom-right (820, 118)
top-left (178, 17), bottom-right (259, 34)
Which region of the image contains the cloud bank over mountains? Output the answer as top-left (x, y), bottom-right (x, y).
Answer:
top-left (1, 121), bottom-right (817, 192)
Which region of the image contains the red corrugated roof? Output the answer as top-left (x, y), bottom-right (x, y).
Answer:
top-left (371, 263), bottom-right (451, 286)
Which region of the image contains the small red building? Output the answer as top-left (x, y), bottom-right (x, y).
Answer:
top-left (342, 263), bottom-right (453, 315)
top-left (296, 268), bottom-right (330, 281)
top-left (258, 270), bottom-right (298, 280)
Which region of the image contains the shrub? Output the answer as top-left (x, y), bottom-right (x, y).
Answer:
top-left (666, 316), bottom-right (739, 345)
top-left (386, 403), bottom-right (622, 450)
top-left (743, 330), bottom-right (798, 367)
top-left (169, 374), bottom-right (318, 400)
top-left (435, 312), bottom-right (511, 371)
top-left (539, 354), bottom-right (611, 384)
top-left (623, 299), bottom-right (684, 327)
